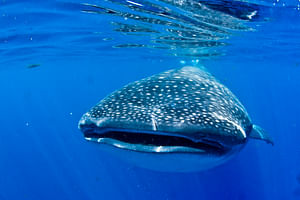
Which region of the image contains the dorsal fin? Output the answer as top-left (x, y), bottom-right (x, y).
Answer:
top-left (249, 125), bottom-right (274, 145)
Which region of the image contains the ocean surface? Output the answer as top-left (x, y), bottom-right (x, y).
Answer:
top-left (1, 0), bottom-right (300, 199)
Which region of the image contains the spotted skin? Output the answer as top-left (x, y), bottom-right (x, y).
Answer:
top-left (79, 66), bottom-right (252, 148)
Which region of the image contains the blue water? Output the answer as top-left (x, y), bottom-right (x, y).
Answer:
top-left (1, 0), bottom-right (300, 199)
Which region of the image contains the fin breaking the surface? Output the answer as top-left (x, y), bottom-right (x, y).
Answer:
top-left (249, 124), bottom-right (274, 145)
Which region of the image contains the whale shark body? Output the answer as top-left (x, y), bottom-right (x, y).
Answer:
top-left (79, 66), bottom-right (273, 172)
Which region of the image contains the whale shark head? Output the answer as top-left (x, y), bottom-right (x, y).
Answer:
top-left (78, 66), bottom-right (272, 171)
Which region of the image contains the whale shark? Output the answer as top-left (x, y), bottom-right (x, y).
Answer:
top-left (78, 66), bottom-right (273, 171)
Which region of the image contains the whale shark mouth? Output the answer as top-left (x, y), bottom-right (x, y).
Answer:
top-left (81, 126), bottom-right (228, 154)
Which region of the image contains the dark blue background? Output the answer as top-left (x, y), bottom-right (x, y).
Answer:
top-left (1, 0), bottom-right (300, 199)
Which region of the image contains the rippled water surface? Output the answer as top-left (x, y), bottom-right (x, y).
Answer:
top-left (1, 0), bottom-right (300, 200)
top-left (1, 0), bottom-right (299, 65)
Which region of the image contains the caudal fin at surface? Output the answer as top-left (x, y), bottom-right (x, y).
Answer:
top-left (249, 124), bottom-right (274, 145)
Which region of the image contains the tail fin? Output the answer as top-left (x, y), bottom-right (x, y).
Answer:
top-left (249, 124), bottom-right (274, 145)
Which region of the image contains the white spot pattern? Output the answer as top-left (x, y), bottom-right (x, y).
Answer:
top-left (79, 66), bottom-right (252, 146)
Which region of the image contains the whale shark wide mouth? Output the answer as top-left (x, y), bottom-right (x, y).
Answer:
top-left (81, 126), bottom-right (228, 154)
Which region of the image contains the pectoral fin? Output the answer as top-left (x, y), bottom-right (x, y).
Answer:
top-left (249, 124), bottom-right (274, 145)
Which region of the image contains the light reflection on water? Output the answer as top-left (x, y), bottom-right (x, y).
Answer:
top-left (0, 0), bottom-right (299, 66)
top-left (80, 0), bottom-right (271, 58)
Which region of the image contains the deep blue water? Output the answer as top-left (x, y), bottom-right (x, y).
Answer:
top-left (1, 0), bottom-right (300, 199)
